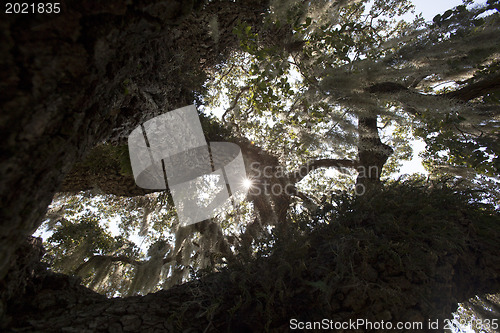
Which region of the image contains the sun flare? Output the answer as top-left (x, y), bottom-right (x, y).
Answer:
top-left (242, 178), bottom-right (253, 189)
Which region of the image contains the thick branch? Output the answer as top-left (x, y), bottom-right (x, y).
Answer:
top-left (60, 170), bottom-right (153, 197)
top-left (74, 255), bottom-right (139, 276)
top-left (365, 82), bottom-right (409, 94)
top-left (74, 254), bottom-right (173, 276)
top-left (443, 72), bottom-right (500, 102)
top-left (366, 71), bottom-right (500, 103)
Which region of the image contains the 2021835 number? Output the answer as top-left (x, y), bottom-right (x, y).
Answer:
top-left (5, 3), bottom-right (60, 14)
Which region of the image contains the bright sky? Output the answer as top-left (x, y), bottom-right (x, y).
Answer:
top-left (413, 0), bottom-right (465, 20)
top-left (413, 0), bottom-right (489, 21)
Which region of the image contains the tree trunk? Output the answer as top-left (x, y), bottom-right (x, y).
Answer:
top-left (356, 114), bottom-right (393, 189)
top-left (0, 0), bottom-right (270, 280)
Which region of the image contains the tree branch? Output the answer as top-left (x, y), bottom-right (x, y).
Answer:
top-left (285, 186), bottom-right (319, 211)
top-left (443, 72), bottom-right (500, 102)
top-left (288, 159), bottom-right (357, 184)
top-left (365, 82), bottom-right (408, 94)
top-left (74, 255), bottom-right (139, 276)
top-left (222, 86), bottom-right (250, 122)
top-left (215, 63), bottom-right (236, 87)
top-left (366, 71), bottom-right (500, 103)
top-left (74, 254), bottom-right (174, 276)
